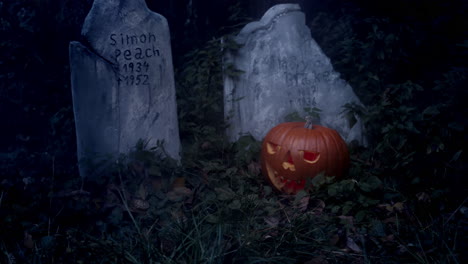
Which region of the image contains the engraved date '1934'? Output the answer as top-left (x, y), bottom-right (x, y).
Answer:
top-left (118, 61), bottom-right (150, 86)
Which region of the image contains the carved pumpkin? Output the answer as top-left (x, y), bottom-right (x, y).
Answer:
top-left (261, 117), bottom-right (350, 194)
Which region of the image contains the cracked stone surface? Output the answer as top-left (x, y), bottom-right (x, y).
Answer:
top-left (224, 4), bottom-right (366, 145)
top-left (69, 0), bottom-right (180, 178)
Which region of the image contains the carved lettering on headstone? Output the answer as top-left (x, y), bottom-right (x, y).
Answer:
top-left (109, 32), bottom-right (160, 87)
top-left (69, 0), bottom-right (180, 178)
top-left (224, 4), bottom-right (366, 145)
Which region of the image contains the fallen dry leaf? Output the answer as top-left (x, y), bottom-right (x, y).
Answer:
top-left (167, 187), bottom-right (193, 202)
top-left (393, 202), bottom-right (405, 213)
top-left (383, 216), bottom-right (397, 224)
top-left (310, 199), bottom-right (326, 215)
top-left (130, 160), bottom-right (145, 176)
top-left (172, 177), bottom-right (186, 188)
top-left (130, 197), bottom-right (150, 211)
top-left (200, 141), bottom-right (212, 150)
top-left (171, 209), bottom-right (187, 222)
top-left (247, 161), bottom-right (261, 175)
top-left (297, 195), bottom-right (310, 212)
top-left (416, 192), bottom-right (431, 203)
top-left (151, 177), bottom-right (164, 191)
top-left (329, 234), bottom-right (340, 246)
top-left (136, 182), bottom-right (148, 200)
top-left (378, 203), bottom-right (394, 212)
top-left (378, 202), bottom-right (405, 213)
top-left (380, 234), bottom-right (395, 243)
top-left (160, 238), bottom-right (176, 255)
top-left (338, 215), bottom-right (356, 232)
top-left (346, 237), bottom-right (362, 253)
top-left (54, 189), bottom-right (91, 198)
top-left (264, 215), bottom-right (280, 228)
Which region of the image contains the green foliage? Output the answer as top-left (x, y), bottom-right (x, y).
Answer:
top-left (176, 37), bottom-right (226, 145)
top-left (312, 3), bottom-right (467, 190)
top-left (175, 5), bottom-right (248, 167)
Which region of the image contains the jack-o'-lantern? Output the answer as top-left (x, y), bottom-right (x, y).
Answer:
top-left (261, 117), bottom-right (350, 194)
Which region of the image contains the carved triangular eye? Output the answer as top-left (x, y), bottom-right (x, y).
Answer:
top-left (266, 142), bottom-right (280, 154)
top-left (301, 150), bottom-right (320, 164)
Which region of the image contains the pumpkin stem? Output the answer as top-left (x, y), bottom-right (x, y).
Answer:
top-left (304, 116), bottom-right (314, 129)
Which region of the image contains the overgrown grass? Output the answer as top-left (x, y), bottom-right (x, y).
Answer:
top-left (7, 136), bottom-right (459, 263)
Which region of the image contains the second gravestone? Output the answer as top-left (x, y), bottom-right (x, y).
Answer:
top-left (224, 4), bottom-right (366, 145)
top-left (70, 0), bottom-right (180, 178)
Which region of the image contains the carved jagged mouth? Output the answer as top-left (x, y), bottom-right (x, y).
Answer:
top-left (265, 162), bottom-right (285, 188)
top-left (265, 162), bottom-right (305, 192)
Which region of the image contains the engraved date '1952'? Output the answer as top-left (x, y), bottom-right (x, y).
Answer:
top-left (118, 61), bottom-right (150, 86)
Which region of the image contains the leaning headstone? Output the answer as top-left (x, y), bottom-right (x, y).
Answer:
top-left (224, 4), bottom-right (366, 145)
top-left (70, 0), bottom-right (180, 178)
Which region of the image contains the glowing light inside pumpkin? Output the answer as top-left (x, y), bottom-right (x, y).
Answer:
top-left (266, 142), bottom-right (280, 154)
top-left (265, 161), bottom-right (306, 192)
top-left (282, 151), bottom-right (296, 171)
top-left (261, 122), bottom-right (350, 194)
top-left (301, 150), bottom-right (320, 164)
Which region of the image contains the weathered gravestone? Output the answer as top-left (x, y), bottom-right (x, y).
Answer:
top-left (224, 4), bottom-right (366, 145)
top-left (69, 0), bottom-right (180, 178)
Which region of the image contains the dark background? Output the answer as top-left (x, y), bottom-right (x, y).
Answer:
top-left (1, 0), bottom-right (466, 176)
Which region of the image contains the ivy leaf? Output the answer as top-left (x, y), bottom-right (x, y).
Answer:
top-left (294, 190), bottom-right (308, 204)
top-left (370, 219), bottom-right (386, 237)
top-left (167, 187), bottom-right (193, 202)
top-left (224, 167), bottom-right (238, 176)
top-left (228, 199), bottom-right (242, 210)
top-left (264, 206), bottom-right (278, 216)
top-left (328, 185), bottom-right (339, 196)
top-left (264, 215), bottom-right (280, 228)
top-left (331, 205), bottom-right (341, 214)
top-left (355, 210), bottom-right (367, 222)
top-left (148, 165), bottom-right (161, 177)
top-left (359, 176), bottom-right (382, 192)
top-left (108, 207), bottom-right (123, 225)
top-left (206, 214), bottom-right (219, 224)
top-left (39, 235), bottom-right (55, 250)
top-left (215, 187), bottom-right (235, 201)
top-left (342, 202), bottom-right (354, 215)
top-left (346, 237), bottom-right (362, 253)
top-left (311, 172), bottom-right (326, 188)
top-left (263, 186), bottom-right (273, 196)
top-left (448, 122), bottom-right (464, 131)
top-left (422, 105), bottom-right (440, 117)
